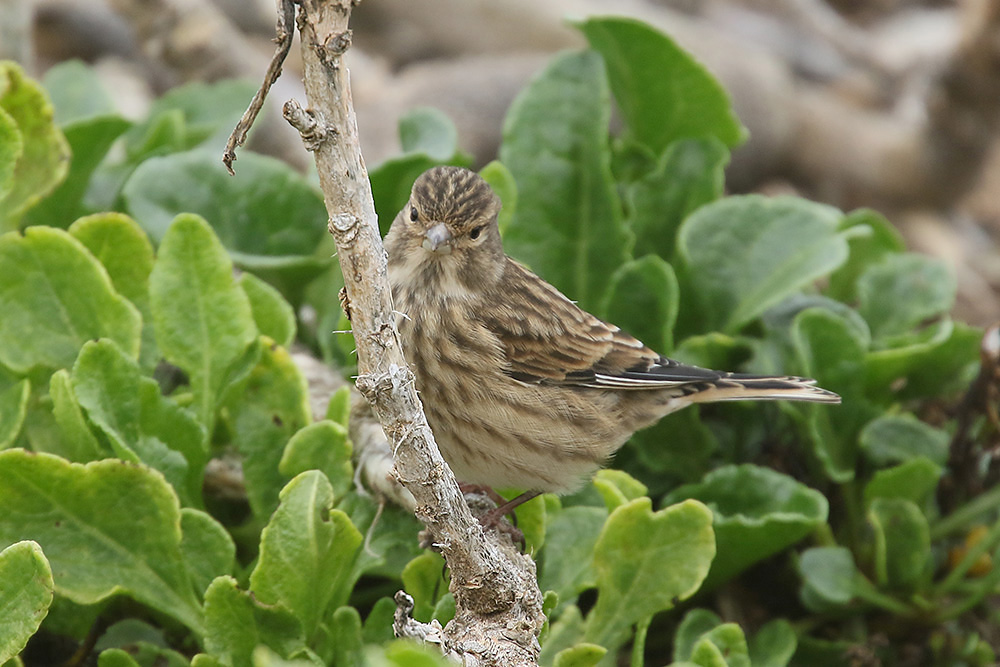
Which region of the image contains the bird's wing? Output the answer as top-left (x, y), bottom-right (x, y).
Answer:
top-left (480, 260), bottom-right (726, 390)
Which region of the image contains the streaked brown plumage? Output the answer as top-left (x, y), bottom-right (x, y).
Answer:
top-left (385, 166), bottom-right (840, 496)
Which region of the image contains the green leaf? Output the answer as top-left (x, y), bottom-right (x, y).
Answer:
top-left (0, 106), bottom-right (22, 201)
top-left (124, 150), bottom-right (331, 297)
top-left (868, 498), bottom-right (930, 591)
top-left (552, 644), bottom-right (607, 667)
top-left (540, 605), bottom-right (586, 667)
top-left (399, 107), bottom-right (460, 160)
top-left (149, 213), bottom-right (258, 428)
top-left (858, 253), bottom-right (955, 341)
top-left (21, 115), bottom-right (130, 228)
top-left (858, 414), bottom-right (949, 467)
top-left (370, 153), bottom-right (442, 238)
top-left (49, 369), bottom-right (106, 462)
top-left (864, 458), bottom-right (942, 506)
top-left (42, 59), bottom-right (115, 125)
top-left (584, 498), bottom-right (715, 653)
top-left (97, 649), bottom-right (142, 667)
top-left (864, 319), bottom-right (980, 400)
top-left (0, 226), bottom-right (141, 374)
top-left (691, 624), bottom-right (751, 667)
top-left (621, 408), bottom-right (716, 493)
top-left (666, 465), bottom-right (828, 587)
top-left (180, 509), bottom-right (235, 598)
top-left (0, 450), bottom-right (203, 632)
top-left (0, 62), bottom-right (71, 227)
top-left (592, 469), bottom-right (648, 513)
top-left (69, 213), bottom-right (158, 370)
top-left (278, 420), bottom-right (352, 500)
top-left (538, 505), bottom-right (606, 613)
top-left (0, 379), bottom-right (29, 448)
top-left (577, 17), bottom-right (746, 152)
top-left (249, 471), bottom-right (362, 644)
top-left (798, 547), bottom-right (859, 611)
top-left (123, 79), bottom-right (258, 158)
top-left (361, 596), bottom-right (396, 645)
top-left (599, 255), bottom-right (678, 354)
top-left (325, 386), bottom-right (351, 428)
top-left (791, 308), bottom-right (873, 483)
top-left (224, 343), bottom-right (310, 517)
top-left (478, 160), bottom-right (517, 235)
top-left (327, 606), bottom-right (364, 667)
top-left (72, 339), bottom-right (208, 506)
top-left (674, 609), bottom-right (723, 663)
top-left (0, 541), bottom-right (53, 664)
top-left (624, 138), bottom-right (727, 261)
top-left (500, 50), bottom-right (629, 312)
top-left (240, 273), bottom-right (296, 349)
top-left (748, 619), bottom-right (797, 667)
top-left (677, 195), bottom-right (848, 335)
top-left (401, 552), bottom-right (448, 623)
top-left (202, 575), bottom-right (306, 667)
top-left (825, 209), bottom-right (904, 303)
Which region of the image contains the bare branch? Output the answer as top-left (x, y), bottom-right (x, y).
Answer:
top-left (281, 0), bottom-right (544, 663)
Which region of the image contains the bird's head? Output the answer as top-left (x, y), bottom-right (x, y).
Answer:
top-left (385, 166), bottom-right (505, 291)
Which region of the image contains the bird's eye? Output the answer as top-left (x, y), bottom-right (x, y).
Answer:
top-left (409, 207), bottom-right (419, 222)
top-left (469, 225), bottom-right (484, 240)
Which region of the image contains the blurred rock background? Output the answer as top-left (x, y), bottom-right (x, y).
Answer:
top-left (7, 0), bottom-right (1000, 325)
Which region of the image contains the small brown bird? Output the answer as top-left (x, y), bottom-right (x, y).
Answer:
top-left (385, 166), bottom-right (839, 509)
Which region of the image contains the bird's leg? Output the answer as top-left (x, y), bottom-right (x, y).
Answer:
top-left (458, 482), bottom-right (508, 507)
top-left (478, 490), bottom-right (542, 530)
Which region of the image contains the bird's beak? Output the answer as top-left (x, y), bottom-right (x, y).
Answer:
top-left (422, 223), bottom-right (453, 254)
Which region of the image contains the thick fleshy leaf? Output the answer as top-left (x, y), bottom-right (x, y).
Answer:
top-left (592, 469), bottom-right (647, 513)
top-left (540, 605), bottom-right (586, 667)
top-left (500, 50), bottom-right (629, 312)
top-left (858, 253), bottom-right (956, 341)
top-left (0, 106), bottom-right (22, 200)
top-left (180, 509), bottom-right (235, 598)
top-left (0, 450), bottom-right (203, 632)
top-left (149, 214), bottom-right (258, 427)
top-left (0, 379), bottom-right (29, 448)
top-left (0, 226), bottom-right (141, 374)
top-left (578, 18), bottom-right (746, 152)
top-left (798, 547), bottom-right (860, 612)
top-left (677, 196), bottom-right (848, 335)
top-left (21, 115), bottom-right (130, 228)
top-left (370, 153), bottom-right (442, 238)
top-left (539, 506), bottom-right (606, 615)
top-left (621, 408), bottom-right (716, 495)
top-left (69, 213), bottom-right (158, 369)
top-left (72, 340), bottom-right (207, 506)
top-left (791, 308), bottom-right (875, 483)
top-left (585, 498), bottom-right (714, 653)
top-left (864, 458), bottom-right (942, 507)
top-left (624, 138), bottom-right (727, 262)
top-left (398, 107), bottom-right (461, 160)
top-left (123, 150), bottom-right (331, 292)
top-left (552, 644), bottom-right (607, 667)
top-left (42, 59), bottom-right (115, 125)
top-left (868, 498), bottom-right (930, 592)
top-left (249, 471), bottom-right (362, 644)
top-left (240, 273), bottom-right (296, 349)
top-left (278, 420), bottom-right (352, 499)
top-left (224, 343), bottom-right (311, 517)
top-left (599, 255), bottom-right (678, 354)
top-left (748, 620), bottom-right (798, 667)
top-left (478, 160), bottom-right (517, 235)
top-left (202, 575), bottom-right (306, 667)
top-left (48, 369), bottom-right (106, 462)
top-left (0, 62), bottom-right (70, 227)
top-left (858, 414), bottom-right (949, 467)
top-left (673, 608), bottom-right (723, 663)
top-left (0, 541), bottom-right (53, 664)
top-left (123, 79), bottom-right (257, 158)
top-left (864, 319), bottom-right (980, 400)
top-left (666, 465), bottom-right (828, 587)
top-left (825, 209), bottom-right (905, 304)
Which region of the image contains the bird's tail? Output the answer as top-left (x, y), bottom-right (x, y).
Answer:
top-left (687, 374), bottom-right (841, 405)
